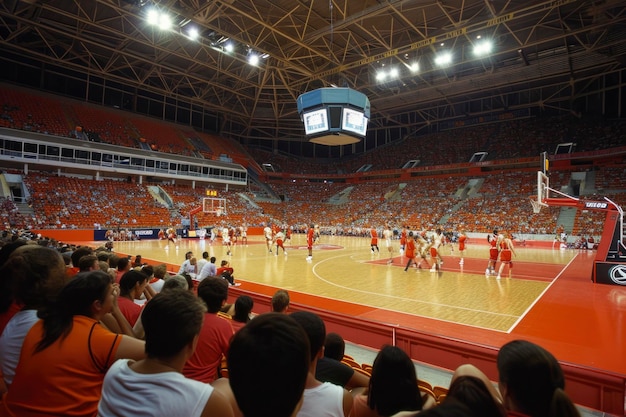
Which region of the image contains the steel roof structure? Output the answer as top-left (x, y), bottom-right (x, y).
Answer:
top-left (1, 0), bottom-right (625, 147)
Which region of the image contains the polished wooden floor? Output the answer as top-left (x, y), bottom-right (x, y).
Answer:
top-left (99, 234), bottom-right (625, 377)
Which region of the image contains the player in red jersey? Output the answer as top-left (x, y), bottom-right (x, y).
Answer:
top-left (370, 227), bottom-right (380, 253)
top-left (496, 232), bottom-right (517, 279)
top-left (306, 224), bottom-right (315, 261)
top-left (457, 229), bottom-right (467, 265)
top-left (486, 229), bottom-right (500, 276)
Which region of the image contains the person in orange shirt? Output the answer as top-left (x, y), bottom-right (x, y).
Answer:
top-left (0, 271), bottom-right (145, 417)
top-left (370, 227), bottom-right (380, 254)
top-left (306, 224), bottom-right (315, 261)
top-left (457, 229), bottom-right (467, 265)
top-left (404, 232), bottom-right (417, 272)
top-left (496, 232), bottom-right (517, 280)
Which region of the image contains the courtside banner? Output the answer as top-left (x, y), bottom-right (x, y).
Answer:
top-left (93, 228), bottom-right (160, 241)
top-left (594, 261), bottom-right (626, 286)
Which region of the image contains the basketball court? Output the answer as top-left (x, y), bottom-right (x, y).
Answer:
top-left (102, 233), bottom-right (625, 378)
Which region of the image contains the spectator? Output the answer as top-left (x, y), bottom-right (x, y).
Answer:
top-left (351, 345), bottom-right (432, 417)
top-left (290, 311), bottom-right (353, 417)
top-left (183, 277), bottom-right (234, 383)
top-left (68, 246), bottom-right (93, 278)
top-left (118, 270), bottom-right (149, 326)
top-left (197, 251), bottom-right (210, 274)
top-left (497, 340), bottom-right (581, 417)
top-left (443, 375), bottom-right (505, 417)
top-left (216, 260), bottom-right (239, 287)
top-left (115, 256), bottom-right (131, 283)
top-left (177, 251), bottom-right (194, 275)
top-left (316, 332), bottom-right (369, 390)
top-left (0, 246), bottom-right (67, 390)
top-left (149, 264), bottom-right (167, 292)
top-left (162, 275), bottom-right (189, 291)
top-left (132, 254), bottom-right (143, 268)
top-left (271, 289), bottom-right (290, 313)
top-left (198, 256), bottom-right (217, 281)
top-left (98, 289), bottom-right (234, 417)
top-left (230, 295), bottom-right (254, 332)
top-left (0, 271), bottom-right (145, 417)
top-left (78, 254), bottom-right (99, 272)
top-left (227, 313), bottom-right (310, 417)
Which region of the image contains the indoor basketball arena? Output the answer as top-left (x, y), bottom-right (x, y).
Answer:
top-left (0, 1), bottom-right (625, 416)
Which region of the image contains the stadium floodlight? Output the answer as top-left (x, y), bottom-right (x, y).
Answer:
top-left (186, 27), bottom-right (199, 40)
top-left (248, 53), bottom-right (260, 66)
top-left (376, 71), bottom-right (387, 81)
top-left (146, 8), bottom-right (160, 25)
top-left (224, 42), bottom-right (234, 53)
top-left (473, 40), bottom-right (493, 57)
top-left (434, 52), bottom-right (452, 67)
top-left (157, 13), bottom-right (172, 30)
top-left (409, 62), bottom-right (419, 73)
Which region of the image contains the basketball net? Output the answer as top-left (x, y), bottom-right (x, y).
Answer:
top-left (529, 196), bottom-right (542, 214)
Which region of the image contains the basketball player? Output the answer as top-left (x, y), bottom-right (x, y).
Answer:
top-left (415, 232), bottom-right (432, 269)
top-left (496, 232), bottom-right (517, 279)
top-left (166, 227), bottom-right (177, 245)
top-left (404, 232), bottom-right (418, 271)
top-left (486, 229), bottom-right (500, 276)
top-left (370, 226), bottom-right (380, 253)
top-left (457, 229), bottom-right (467, 265)
top-left (274, 230), bottom-right (287, 255)
top-left (264, 224), bottom-right (273, 253)
top-left (306, 224), bottom-right (315, 261)
top-left (429, 228), bottom-right (444, 272)
top-left (222, 225), bottom-right (232, 256)
top-left (399, 226), bottom-right (407, 256)
top-left (284, 225), bottom-right (292, 243)
top-left (383, 225), bottom-right (394, 264)
top-left (240, 224), bottom-right (247, 245)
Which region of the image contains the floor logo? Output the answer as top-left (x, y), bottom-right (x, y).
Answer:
top-left (609, 265), bottom-right (626, 285)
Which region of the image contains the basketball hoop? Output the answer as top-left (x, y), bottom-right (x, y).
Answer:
top-left (529, 196), bottom-right (542, 214)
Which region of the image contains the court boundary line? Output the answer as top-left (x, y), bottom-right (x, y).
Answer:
top-left (505, 252), bottom-right (580, 333)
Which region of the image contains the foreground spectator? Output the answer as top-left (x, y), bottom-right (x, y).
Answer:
top-left (183, 277), bottom-right (234, 383)
top-left (351, 345), bottom-right (433, 417)
top-left (290, 311), bottom-right (353, 417)
top-left (271, 289), bottom-right (290, 313)
top-left (0, 246), bottom-right (67, 390)
top-left (497, 340), bottom-right (581, 417)
top-left (98, 289), bottom-right (233, 417)
top-left (0, 271), bottom-right (145, 417)
top-left (228, 313), bottom-right (310, 417)
top-left (316, 332), bottom-right (369, 390)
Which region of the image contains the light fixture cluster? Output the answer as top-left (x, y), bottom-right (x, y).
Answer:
top-left (375, 38), bottom-right (495, 83)
top-left (144, 6), bottom-right (269, 67)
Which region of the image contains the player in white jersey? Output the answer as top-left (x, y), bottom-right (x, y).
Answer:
top-left (382, 225), bottom-right (394, 264)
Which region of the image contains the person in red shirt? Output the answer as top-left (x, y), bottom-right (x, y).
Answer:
top-left (370, 227), bottom-right (380, 253)
top-left (404, 231), bottom-right (417, 272)
top-left (118, 270), bottom-right (149, 326)
top-left (183, 277), bottom-right (234, 383)
top-left (216, 260), bottom-right (240, 287)
top-left (306, 224), bottom-right (315, 261)
top-left (458, 229), bottom-right (467, 265)
top-left (486, 229), bottom-right (500, 276)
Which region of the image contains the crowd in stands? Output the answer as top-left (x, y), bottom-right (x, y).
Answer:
top-left (2, 84), bottom-right (626, 178)
top-left (1, 84), bottom-right (625, 238)
top-left (0, 164), bottom-right (620, 239)
top-left (0, 229), bottom-right (584, 417)
top-left (249, 116), bottom-right (625, 174)
top-left (0, 84), bottom-right (248, 164)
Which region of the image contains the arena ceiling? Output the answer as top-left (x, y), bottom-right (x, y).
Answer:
top-left (1, 0), bottom-right (625, 144)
